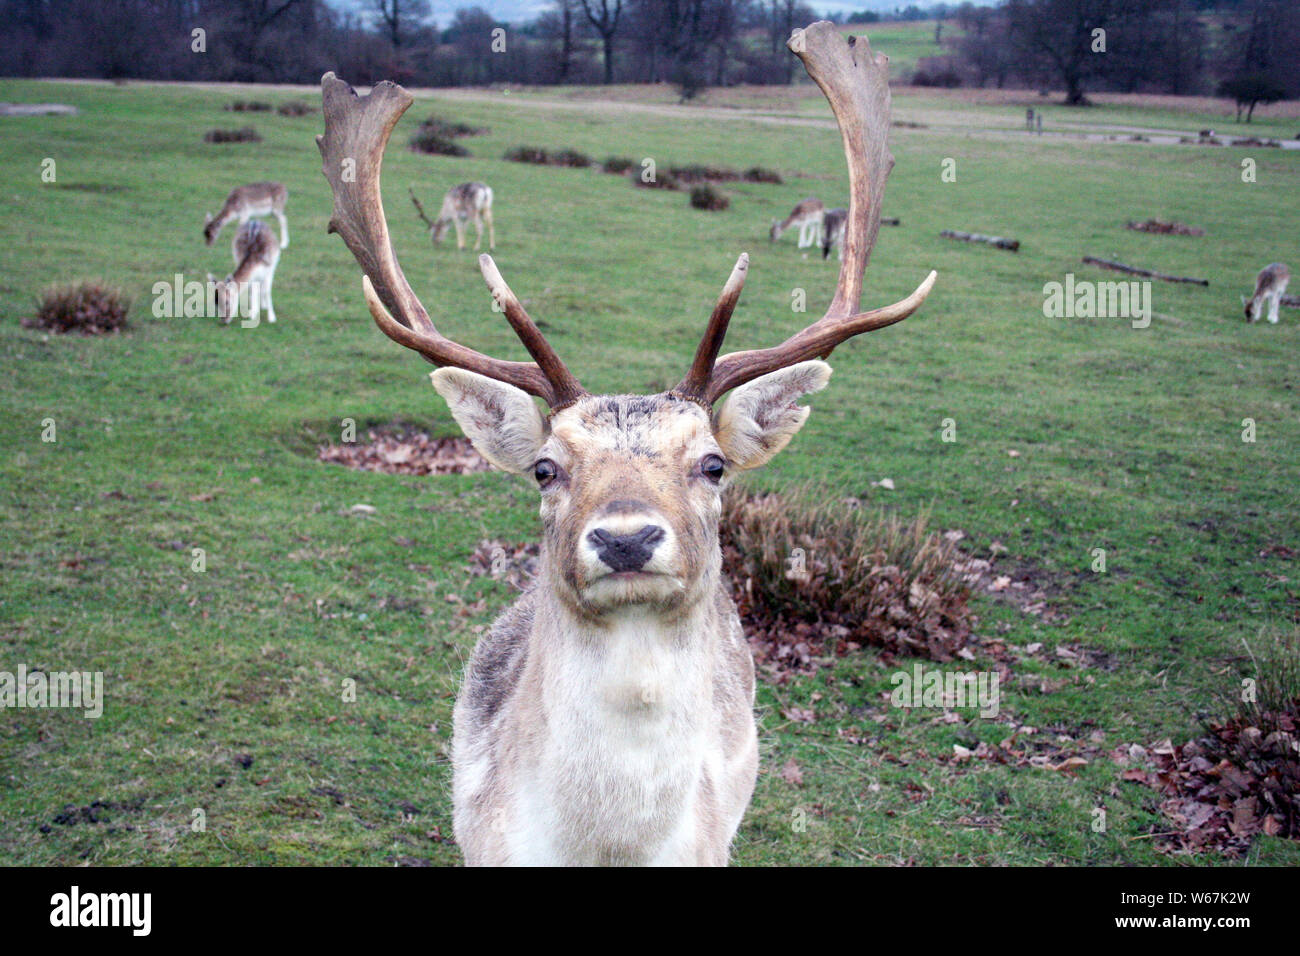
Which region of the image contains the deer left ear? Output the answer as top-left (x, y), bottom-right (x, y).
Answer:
top-left (714, 360), bottom-right (831, 470)
top-left (430, 367), bottom-right (546, 475)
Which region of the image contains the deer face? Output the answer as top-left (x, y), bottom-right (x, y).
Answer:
top-left (203, 213), bottom-right (217, 246)
top-left (431, 362), bottom-right (831, 617)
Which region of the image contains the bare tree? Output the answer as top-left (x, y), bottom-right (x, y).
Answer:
top-left (370, 0), bottom-right (430, 50)
top-left (580, 0), bottom-right (622, 84)
top-left (1005, 0), bottom-right (1126, 105)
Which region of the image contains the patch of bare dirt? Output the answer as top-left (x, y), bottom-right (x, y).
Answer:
top-left (318, 428), bottom-right (492, 476)
top-left (1126, 219), bottom-right (1205, 236)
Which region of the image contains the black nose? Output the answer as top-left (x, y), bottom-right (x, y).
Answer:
top-left (588, 525), bottom-right (666, 573)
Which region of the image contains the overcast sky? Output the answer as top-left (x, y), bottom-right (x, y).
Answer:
top-left (338, 1), bottom-right (939, 30)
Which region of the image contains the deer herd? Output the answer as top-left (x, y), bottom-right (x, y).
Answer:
top-left (175, 21), bottom-right (1293, 866)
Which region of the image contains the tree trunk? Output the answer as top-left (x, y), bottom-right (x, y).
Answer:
top-left (559, 6), bottom-right (572, 81)
top-left (602, 34), bottom-right (614, 84)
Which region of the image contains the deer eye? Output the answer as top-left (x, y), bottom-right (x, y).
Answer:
top-left (700, 454), bottom-right (725, 483)
top-left (534, 458), bottom-right (558, 486)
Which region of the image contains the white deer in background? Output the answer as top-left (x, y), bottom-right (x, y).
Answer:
top-left (316, 21), bottom-right (936, 866)
top-left (412, 182), bottom-right (496, 250)
top-left (203, 181), bottom-right (289, 249)
top-left (1244, 262), bottom-right (1290, 323)
top-left (769, 197), bottom-right (825, 248)
top-left (207, 219), bottom-right (280, 325)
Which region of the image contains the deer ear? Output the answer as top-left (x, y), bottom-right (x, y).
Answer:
top-left (430, 368), bottom-right (546, 475)
top-left (714, 361), bottom-right (831, 470)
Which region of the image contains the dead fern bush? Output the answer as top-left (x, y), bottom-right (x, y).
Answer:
top-left (720, 485), bottom-right (972, 666)
top-left (26, 281), bottom-right (130, 335)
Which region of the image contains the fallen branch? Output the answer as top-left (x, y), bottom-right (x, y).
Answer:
top-left (1282, 294), bottom-right (1300, 309)
top-left (1081, 256), bottom-right (1209, 286)
top-left (940, 229), bottom-right (1019, 252)
top-left (881, 216), bottom-right (901, 227)
top-left (409, 186), bottom-right (434, 232)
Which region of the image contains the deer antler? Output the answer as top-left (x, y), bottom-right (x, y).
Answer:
top-left (672, 22), bottom-right (937, 407)
top-left (317, 73), bottom-right (586, 409)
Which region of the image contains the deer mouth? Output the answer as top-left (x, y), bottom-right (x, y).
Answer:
top-left (582, 569), bottom-right (686, 608)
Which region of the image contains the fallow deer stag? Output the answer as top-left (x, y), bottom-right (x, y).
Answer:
top-left (317, 21), bottom-right (935, 866)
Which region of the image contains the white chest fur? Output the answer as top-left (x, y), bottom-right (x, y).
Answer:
top-left (512, 611), bottom-right (717, 865)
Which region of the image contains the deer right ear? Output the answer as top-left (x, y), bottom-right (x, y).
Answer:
top-left (430, 368), bottom-right (546, 475)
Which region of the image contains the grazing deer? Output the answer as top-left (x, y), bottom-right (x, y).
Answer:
top-left (769, 198), bottom-right (825, 248)
top-left (203, 181), bottom-right (289, 249)
top-left (413, 182), bottom-right (496, 250)
top-left (822, 207), bottom-right (848, 260)
top-left (207, 219), bottom-right (280, 325)
top-left (1244, 262), bottom-right (1290, 324)
top-left (316, 21), bottom-right (935, 866)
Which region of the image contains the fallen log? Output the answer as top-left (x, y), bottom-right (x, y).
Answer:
top-left (881, 217), bottom-right (901, 226)
top-left (940, 229), bottom-right (1019, 251)
top-left (1282, 294), bottom-right (1300, 309)
top-left (1081, 256), bottom-right (1209, 286)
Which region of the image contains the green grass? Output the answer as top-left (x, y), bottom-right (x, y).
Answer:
top-left (0, 76), bottom-right (1297, 866)
top-left (836, 19), bottom-right (947, 81)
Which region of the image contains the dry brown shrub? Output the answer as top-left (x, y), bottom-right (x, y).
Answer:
top-left (719, 486), bottom-right (972, 676)
top-left (25, 281), bottom-right (130, 335)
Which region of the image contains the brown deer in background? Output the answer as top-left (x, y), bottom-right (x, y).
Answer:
top-left (411, 182), bottom-right (496, 250)
top-left (770, 197), bottom-right (825, 248)
top-left (204, 181), bottom-right (289, 249)
top-left (317, 21), bottom-right (935, 866)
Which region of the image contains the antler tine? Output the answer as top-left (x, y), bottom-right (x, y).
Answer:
top-left (478, 255), bottom-right (587, 408)
top-left (317, 73), bottom-right (584, 408)
top-left (697, 23), bottom-right (937, 406)
top-left (672, 253), bottom-right (748, 404)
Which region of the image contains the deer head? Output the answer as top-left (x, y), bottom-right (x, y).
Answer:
top-left (206, 271), bottom-right (238, 323)
top-left (317, 22), bottom-right (936, 618)
top-left (203, 212), bottom-right (218, 246)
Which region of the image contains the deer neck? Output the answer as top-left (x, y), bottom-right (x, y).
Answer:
top-left (528, 558), bottom-right (724, 729)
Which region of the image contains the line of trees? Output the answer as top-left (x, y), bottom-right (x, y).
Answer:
top-left (1, 0), bottom-right (1296, 111)
top-left (0, 0), bottom-right (829, 88)
top-left (933, 0), bottom-right (1300, 110)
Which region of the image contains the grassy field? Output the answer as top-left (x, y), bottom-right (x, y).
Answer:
top-left (0, 71), bottom-right (1297, 866)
